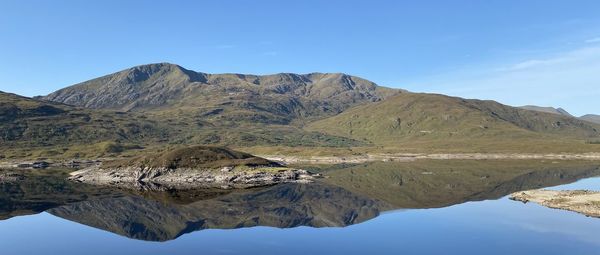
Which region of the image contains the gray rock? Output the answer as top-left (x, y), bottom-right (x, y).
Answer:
top-left (69, 165), bottom-right (315, 190)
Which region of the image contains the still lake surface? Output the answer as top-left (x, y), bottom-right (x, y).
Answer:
top-left (1, 160), bottom-right (600, 255)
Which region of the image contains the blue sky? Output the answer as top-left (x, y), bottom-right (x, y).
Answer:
top-left (1, 0), bottom-right (599, 116)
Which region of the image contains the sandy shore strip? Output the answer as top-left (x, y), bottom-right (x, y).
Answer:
top-left (510, 189), bottom-right (600, 218)
top-left (260, 153), bottom-right (600, 164)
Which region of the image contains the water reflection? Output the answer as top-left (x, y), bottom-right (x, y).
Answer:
top-left (47, 182), bottom-right (382, 241)
top-left (1, 160), bottom-right (599, 242)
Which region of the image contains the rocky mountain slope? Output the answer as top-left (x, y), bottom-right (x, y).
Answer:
top-left (42, 63), bottom-right (399, 125)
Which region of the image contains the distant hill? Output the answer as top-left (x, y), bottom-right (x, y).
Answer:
top-left (307, 93), bottom-right (600, 151)
top-left (519, 105), bottom-right (573, 117)
top-left (581, 114), bottom-right (600, 124)
top-left (519, 106), bottom-right (600, 126)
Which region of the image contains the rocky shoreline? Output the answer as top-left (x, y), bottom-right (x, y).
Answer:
top-left (69, 165), bottom-right (316, 189)
top-left (510, 189), bottom-right (600, 218)
top-left (261, 153), bottom-right (600, 164)
top-left (3, 153), bottom-right (600, 170)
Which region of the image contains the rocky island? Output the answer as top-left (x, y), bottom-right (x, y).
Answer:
top-left (69, 146), bottom-right (315, 189)
top-left (510, 189), bottom-right (600, 218)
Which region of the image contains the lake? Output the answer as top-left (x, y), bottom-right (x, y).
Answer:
top-left (1, 160), bottom-right (600, 254)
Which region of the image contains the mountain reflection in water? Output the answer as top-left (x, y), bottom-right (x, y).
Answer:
top-left (1, 160), bottom-right (599, 242)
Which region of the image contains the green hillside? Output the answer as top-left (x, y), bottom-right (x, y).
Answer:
top-left (0, 91), bottom-right (364, 159)
top-left (0, 91), bottom-right (173, 158)
top-left (307, 93), bottom-right (600, 152)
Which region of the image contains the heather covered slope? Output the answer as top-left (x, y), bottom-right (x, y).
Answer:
top-left (307, 93), bottom-right (600, 152)
top-left (0, 91), bottom-right (365, 158)
top-left (101, 146), bottom-right (278, 169)
top-left (0, 91), bottom-right (170, 157)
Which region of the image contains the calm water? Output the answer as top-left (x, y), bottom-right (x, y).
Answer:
top-left (1, 160), bottom-right (600, 254)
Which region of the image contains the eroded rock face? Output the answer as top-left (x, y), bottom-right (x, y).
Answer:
top-left (69, 166), bottom-right (315, 189)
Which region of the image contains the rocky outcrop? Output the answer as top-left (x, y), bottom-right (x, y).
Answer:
top-left (69, 165), bottom-right (315, 189)
top-left (68, 146), bottom-right (317, 189)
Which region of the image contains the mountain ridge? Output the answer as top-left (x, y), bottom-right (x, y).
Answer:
top-left (42, 63), bottom-right (399, 124)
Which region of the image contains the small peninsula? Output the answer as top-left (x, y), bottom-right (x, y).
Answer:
top-left (69, 146), bottom-right (315, 189)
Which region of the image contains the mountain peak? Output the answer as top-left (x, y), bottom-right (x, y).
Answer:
top-left (124, 62), bottom-right (201, 80)
top-left (519, 105), bottom-right (573, 117)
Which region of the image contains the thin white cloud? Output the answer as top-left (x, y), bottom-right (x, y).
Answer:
top-left (258, 41), bottom-right (274, 45)
top-left (215, 44), bottom-right (236, 49)
top-left (262, 51), bottom-right (278, 56)
top-left (585, 37), bottom-right (600, 43)
top-left (502, 59), bottom-right (555, 71)
top-left (406, 46), bottom-right (600, 116)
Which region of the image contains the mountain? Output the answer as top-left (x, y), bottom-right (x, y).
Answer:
top-left (307, 93), bottom-right (600, 152)
top-left (42, 63), bottom-right (399, 125)
top-left (5, 63), bottom-right (600, 156)
top-left (581, 114), bottom-right (600, 125)
top-left (519, 105), bottom-right (573, 116)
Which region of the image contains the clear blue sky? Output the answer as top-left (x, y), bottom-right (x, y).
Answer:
top-left (1, 0), bottom-right (599, 116)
